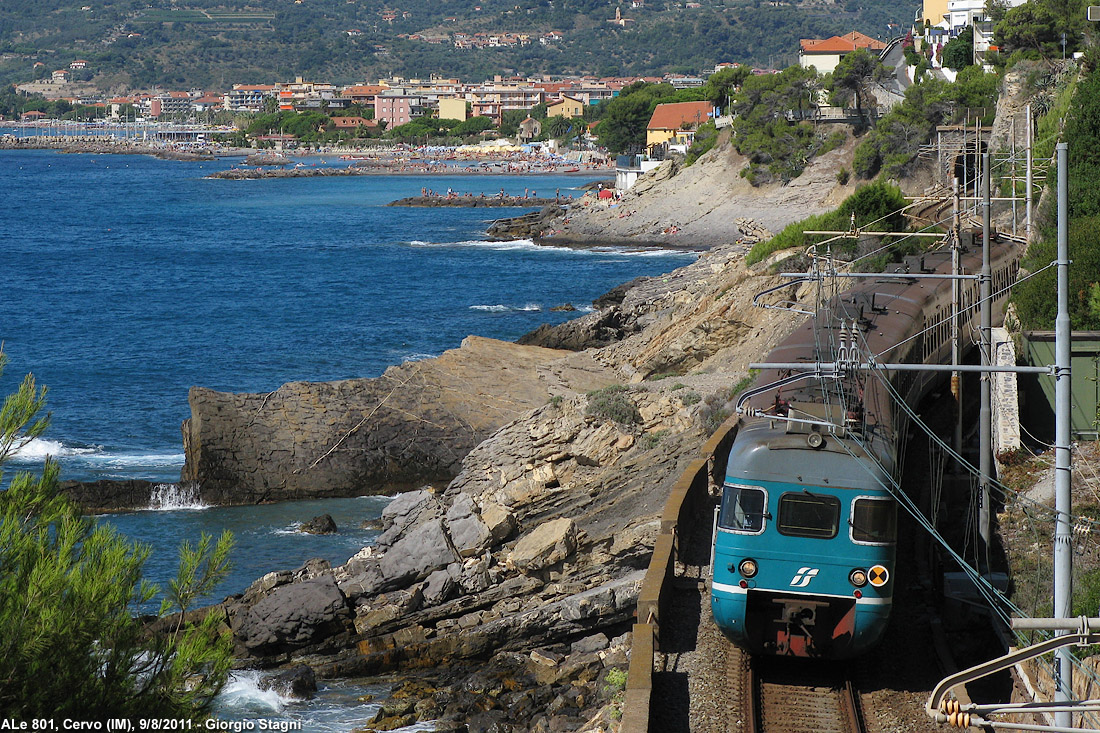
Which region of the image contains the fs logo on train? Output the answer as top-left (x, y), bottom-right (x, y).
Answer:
top-left (789, 567), bottom-right (820, 587)
top-left (868, 565), bottom-right (889, 587)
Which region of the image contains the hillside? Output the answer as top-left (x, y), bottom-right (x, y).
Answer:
top-left (0, 0), bottom-right (913, 89)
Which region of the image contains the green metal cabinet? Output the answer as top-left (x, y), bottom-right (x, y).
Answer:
top-left (1022, 332), bottom-right (1100, 441)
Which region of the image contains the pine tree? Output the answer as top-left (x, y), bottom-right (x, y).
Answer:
top-left (0, 350), bottom-right (235, 720)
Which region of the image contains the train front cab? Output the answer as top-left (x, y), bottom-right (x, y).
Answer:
top-left (710, 440), bottom-right (897, 659)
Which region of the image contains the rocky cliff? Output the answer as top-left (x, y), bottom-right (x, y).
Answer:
top-left (180, 336), bottom-right (620, 504)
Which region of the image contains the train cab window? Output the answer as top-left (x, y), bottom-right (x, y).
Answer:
top-left (850, 498), bottom-right (897, 544)
top-left (719, 484), bottom-right (768, 533)
top-left (777, 492), bottom-right (840, 539)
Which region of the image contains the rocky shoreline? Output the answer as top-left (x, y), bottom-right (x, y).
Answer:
top-left (388, 195), bottom-right (563, 207)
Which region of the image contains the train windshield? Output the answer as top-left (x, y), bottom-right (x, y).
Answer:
top-left (719, 485), bottom-right (767, 533)
top-left (777, 493), bottom-right (840, 539)
top-left (850, 498), bottom-right (897, 543)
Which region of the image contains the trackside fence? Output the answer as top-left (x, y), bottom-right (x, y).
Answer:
top-left (620, 415), bottom-right (741, 732)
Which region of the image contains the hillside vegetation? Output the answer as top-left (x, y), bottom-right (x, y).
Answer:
top-left (0, 0), bottom-right (910, 88)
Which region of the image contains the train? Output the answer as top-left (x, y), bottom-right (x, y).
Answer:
top-left (710, 232), bottom-right (1020, 659)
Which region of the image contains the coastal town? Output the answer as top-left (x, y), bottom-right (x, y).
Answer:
top-left (4, 24), bottom-right (936, 153)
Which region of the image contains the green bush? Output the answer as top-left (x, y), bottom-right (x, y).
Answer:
top-left (745, 181), bottom-right (908, 265)
top-left (852, 139), bottom-right (880, 179)
top-left (0, 353), bottom-right (235, 720)
top-left (679, 391), bottom-right (702, 406)
top-left (640, 429), bottom-right (671, 449)
top-left (685, 121), bottom-right (718, 166)
top-left (1013, 215), bottom-right (1100, 330)
top-left (586, 385), bottom-right (640, 425)
top-left (942, 27), bottom-right (975, 70)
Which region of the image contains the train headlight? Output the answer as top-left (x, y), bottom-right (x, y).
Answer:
top-left (739, 559), bottom-right (758, 578)
top-left (849, 568), bottom-right (868, 587)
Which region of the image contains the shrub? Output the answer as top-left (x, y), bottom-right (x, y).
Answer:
top-left (1013, 215), bottom-right (1100, 330)
top-left (852, 139), bottom-right (880, 179)
top-left (586, 385), bottom-right (640, 425)
top-left (685, 121), bottom-right (718, 166)
top-left (604, 667), bottom-right (628, 691)
top-left (0, 353), bottom-right (235, 720)
top-left (640, 429), bottom-right (671, 449)
top-left (745, 181), bottom-right (908, 265)
top-left (836, 167), bottom-right (851, 185)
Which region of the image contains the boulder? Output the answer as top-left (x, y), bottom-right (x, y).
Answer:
top-left (260, 664), bottom-right (317, 700)
top-left (379, 518), bottom-right (458, 586)
top-left (181, 337), bottom-right (571, 503)
top-left (479, 501), bottom-right (516, 544)
top-left (569, 633), bottom-right (609, 656)
top-left (293, 557), bottom-right (332, 581)
top-left (300, 514), bottom-right (337, 534)
top-left (378, 489), bottom-right (442, 546)
top-left (422, 566), bottom-right (458, 606)
top-left (460, 555), bottom-right (492, 594)
top-left (234, 576), bottom-right (350, 654)
top-left (508, 518), bottom-right (577, 572)
top-left (448, 513), bottom-right (492, 557)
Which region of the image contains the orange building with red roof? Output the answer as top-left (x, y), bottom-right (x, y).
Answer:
top-left (645, 100), bottom-right (714, 151)
top-left (798, 31), bottom-right (886, 73)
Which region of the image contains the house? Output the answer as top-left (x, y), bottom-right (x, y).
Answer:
top-left (798, 31), bottom-right (886, 74)
top-left (332, 116), bottom-right (377, 129)
top-left (275, 77), bottom-right (340, 111)
top-left (341, 84), bottom-right (389, 106)
top-left (518, 116), bottom-right (541, 142)
top-left (192, 95), bottom-right (223, 113)
top-left (645, 101), bottom-right (714, 152)
top-left (69, 60), bottom-right (88, 70)
top-left (375, 92), bottom-right (426, 127)
top-left (468, 82), bottom-right (543, 125)
top-left (547, 95), bottom-right (584, 119)
top-left (21, 110), bottom-right (48, 122)
top-left (437, 97), bottom-right (467, 122)
top-left (224, 84), bottom-right (277, 113)
top-left (923, 0), bottom-right (1025, 66)
top-left (52, 69), bottom-right (70, 84)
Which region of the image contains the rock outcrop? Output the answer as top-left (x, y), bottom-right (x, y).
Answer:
top-left (180, 336), bottom-right (586, 504)
top-left (59, 479), bottom-right (159, 513)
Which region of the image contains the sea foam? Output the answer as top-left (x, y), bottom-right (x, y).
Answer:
top-left (8, 437), bottom-right (99, 461)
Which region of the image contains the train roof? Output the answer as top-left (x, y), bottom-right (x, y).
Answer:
top-left (727, 402), bottom-right (895, 492)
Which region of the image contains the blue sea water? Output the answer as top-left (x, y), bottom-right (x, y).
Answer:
top-left (0, 148), bottom-right (693, 727)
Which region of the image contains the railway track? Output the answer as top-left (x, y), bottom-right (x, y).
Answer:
top-left (747, 659), bottom-right (867, 733)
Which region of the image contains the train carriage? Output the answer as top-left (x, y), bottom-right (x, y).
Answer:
top-left (711, 412), bottom-right (897, 658)
top-left (711, 233), bottom-right (1020, 659)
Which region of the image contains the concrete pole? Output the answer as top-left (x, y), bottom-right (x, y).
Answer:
top-left (1054, 142), bottom-right (1073, 730)
top-left (1026, 104), bottom-right (1034, 242)
top-left (1011, 116), bottom-right (1018, 236)
top-left (979, 152), bottom-right (992, 574)
top-left (953, 178), bottom-right (963, 461)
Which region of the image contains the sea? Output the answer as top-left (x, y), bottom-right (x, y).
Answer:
top-left (0, 146), bottom-right (696, 728)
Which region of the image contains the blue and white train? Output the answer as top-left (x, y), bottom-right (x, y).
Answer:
top-left (711, 236), bottom-right (1019, 658)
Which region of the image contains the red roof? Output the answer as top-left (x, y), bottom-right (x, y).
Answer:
top-left (342, 85), bottom-right (388, 97)
top-left (801, 31), bottom-right (886, 54)
top-left (646, 101), bottom-right (713, 131)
